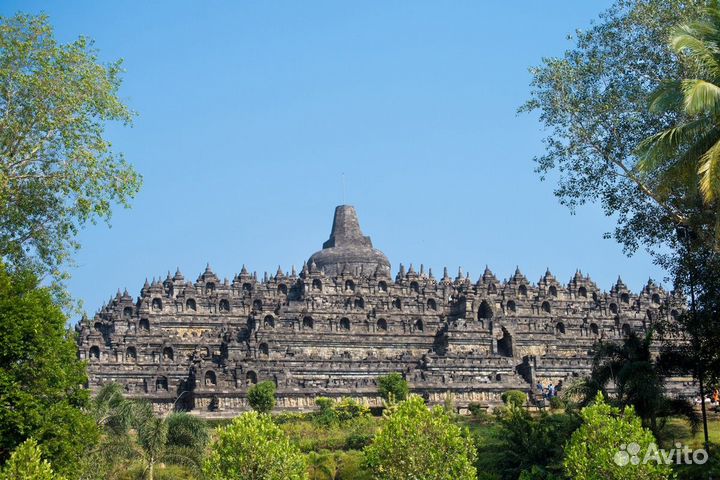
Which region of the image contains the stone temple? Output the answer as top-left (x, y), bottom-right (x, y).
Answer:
top-left (76, 205), bottom-right (681, 414)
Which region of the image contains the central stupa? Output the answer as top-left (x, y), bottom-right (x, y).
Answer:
top-left (307, 205), bottom-right (391, 277)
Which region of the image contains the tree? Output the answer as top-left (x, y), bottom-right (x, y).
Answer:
top-left (130, 403), bottom-right (207, 480)
top-left (636, 3), bottom-right (720, 220)
top-left (521, 0), bottom-right (705, 255)
top-left (248, 380), bottom-right (277, 413)
top-left (0, 263), bottom-right (98, 476)
top-left (87, 383), bottom-right (134, 436)
top-left (0, 14), bottom-right (140, 284)
top-left (377, 372), bottom-right (409, 403)
top-left (476, 406), bottom-right (580, 480)
top-left (0, 439), bottom-right (65, 480)
top-left (165, 412), bottom-right (210, 450)
top-left (363, 395), bottom-right (477, 480)
top-left (564, 393), bottom-right (673, 480)
top-left (203, 411), bottom-right (308, 480)
top-left (586, 331), bottom-right (698, 436)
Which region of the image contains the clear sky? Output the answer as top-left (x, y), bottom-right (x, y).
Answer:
top-left (5, 1), bottom-right (667, 318)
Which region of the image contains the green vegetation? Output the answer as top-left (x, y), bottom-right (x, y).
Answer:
top-left (564, 393), bottom-right (673, 480)
top-left (247, 380), bottom-right (277, 413)
top-left (364, 395), bottom-right (477, 480)
top-left (475, 404), bottom-right (580, 480)
top-left (203, 411), bottom-right (307, 480)
top-left (500, 390), bottom-right (527, 408)
top-left (377, 372), bottom-right (409, 403)
top-left (0, 13), bottom-right (140, 288)
top-left (0, 439), bottom-right (65, 480)
top-left (0, 264), bottom-right (98, 476)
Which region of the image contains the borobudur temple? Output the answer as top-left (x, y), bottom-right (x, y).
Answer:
top-left (75, 205), bottom-right (683, 415)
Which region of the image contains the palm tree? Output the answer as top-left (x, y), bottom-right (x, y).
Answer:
top-left (131, 403), bottom-right (209, 480)
top-left (565, 331), bottom-right (699, 438)
top-left (87, 383), bottom-right (135, 435)
top-left (636, 3), bottom-right (720, 239)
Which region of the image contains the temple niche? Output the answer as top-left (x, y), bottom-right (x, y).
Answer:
top-left (76, 205), bottom-right (681, 415)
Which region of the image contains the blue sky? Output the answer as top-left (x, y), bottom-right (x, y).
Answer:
top-left (4, 1), bottom-right (667, 317)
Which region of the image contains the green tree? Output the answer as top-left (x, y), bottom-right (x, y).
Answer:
top-left (578, 331), bottom-right (698, 436)
top-left (247, 380), bottom-right (277, 413)
top-left (0, 264), bottom-right (98, 476)
top-left (564, 393), bottom-right (673, 480)
top-left (0, 439), bottom-right (65, 480)
top-left (363, 395), bottom-right (477, 480)
top-left (476, 406), bottom-right (580, 480)
top-left (87, 383), bottom-right (135, 436)
top-left (0, 13), bottom-right (140, 284)
top-left (130, 403), bottom-right (207, 480)
top-left (377, 372), bottom-right (409, 403)
top-left (636, 3), bottom-right (720, 218)
top-left (521, 0), bottom-right (705, 254)
top-left (203, 411), bottom-right (308, 480)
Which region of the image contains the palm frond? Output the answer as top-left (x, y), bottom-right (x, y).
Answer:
top-left (682, 79), bottom-right (720, 115)
top-left (698, 137), bottom-right (720, 202)
top-left (648, 80), bottom-right (684, 114)
top-left (636, 118), bottom-right (714, 173)
top-left (670, 24), bottom-right (720, 77)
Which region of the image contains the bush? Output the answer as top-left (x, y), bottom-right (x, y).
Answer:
top-left (0, 439), bottom-right (64, 480)
top-left (377, 373), bottom-right (409, 403)
top-left (314, 397), bottom-right (338, 426)
top-left (364, 395), bottom-right (477, 480)
top-left (166, 412), bottom-right (209, 449)
top-left (345, 432), bottom-right (374, 450)
top-left (548, 396), bottom-right (565, 410)
top-left (334, 398), bottom-right (370, 422)
top-left (247, 380), bottom-right (276, 413)
top-left (563, 393), bottom-right (672, 479)
top-left (501, 390), bottom-right (527, 407)
top-left (203, 411), bottom-right (307, 479)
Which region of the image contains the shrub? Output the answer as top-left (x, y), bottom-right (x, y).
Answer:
top-left (364, 395), bottom-right (477, 480)
top-left (345, 432), bottom-right (374, 450)
top-left (314, 397), bottom-right (338, 426)
top-left (548, 396), bottom-right (565, 410)
top-left (203, 411), bottom-right (307, 479)
top-left (247, 380), bottom-right (276, 413)
top-left (476, 405), bottom-right (581, 480)
top-left (333, 398), bottom-right (370, 422)
top-left (563, 392), bottom-right (672, 479)
top-left (0, 439), bottom-right (64, 480)
top-left (377, 373), bottom-right (409, 403)
top-left (501, 390), bottom-right (527, 407)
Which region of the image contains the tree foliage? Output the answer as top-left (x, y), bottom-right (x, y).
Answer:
top-left (0, 13), bottom-right (140, 282)
top-left (564, 393), bottom-right (673, 480)
top-left (377, 372), bottom-right (409, 403)
top-left (578, 331), bottom-right (699, 436)
top-left (129, 403), bottom-right (205, 480)
top-left (636, 3), bottom-right (720, 223)
top-left (0, 439), bottom-right (65, 480)
top-left (521, 0), bottom-right (706, 254)
top-left (247, 380), bottom-right (277, 413)
top-left (0, 263), bottom-right (97, 476)
top-left (363, 395), bottom-right (477, 480)
top-left (476, 406), bottom-right (580, 480)
top-left (203, 411), bottom-right (308, 480)
top-left (500, 390), bottom-right (527, 407)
